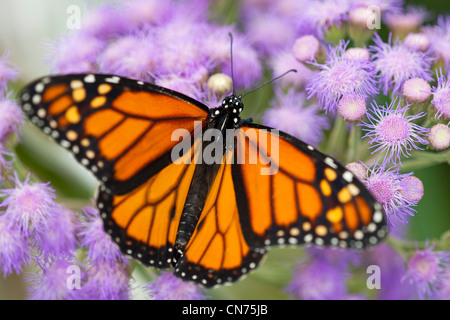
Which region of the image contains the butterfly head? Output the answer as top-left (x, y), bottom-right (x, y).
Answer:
top-left (219, 95), bottom-right (244, 127)
top-left (222, 94), bottom-right (243, 117)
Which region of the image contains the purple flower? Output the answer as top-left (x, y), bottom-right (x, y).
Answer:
top-left (301, 0), bottom-right (350, 39)
top-left (363, 164), bottom-right (419, 227)
top-left (360, 98), bottom-right (429, 166)
top-left (46, 32), bottom-right (106, 74)
top-left (384, 6), bottom-right (429, 38)
top-left (292, 35), bottom-right (323, 63)
top-left (404, 242), bottom-right (450, 300)
top-left (399, 176), bottom-right (424, 203)
top-left (428, 124), bottom-right (450, 151)
top-left (204, 27), bottom-right (262, 90)
top-left (0, 97), bottom-right (23, 143)
top-left (0, 173), bottom-right (57, 238)
top-left (440, 269), bottom-right (450, 300)
top-left (307, 41), bottom-right (378, 113)
top-left (370, 33), bottom-right (434, 95)
top-left (0, 215), bottom-right (30, 277)
top-left (365, 244), bottom-right (416, 300)
top-left (144, 271), bottom-right (207, 300)
top-left (99, 33), bottom-right (159, 81)
top-left (119, 0), bottom-right (175, 29)
top-left (285, 253), bottom-right (351, 300)
top-left (431, 69), bottom-right (450, 120)
top-left (77, 206), bottom-right (126, 266)
top-left (80, 4), bottom-right (127, 39)
top-left (423, 16), bottom-right (450, 69)
top-left (155, 74), bottom-right (202, 98)
top-left (344, 47), bottom-right (371, 62)
top-left (155, 21), bottom-right (218, 80)
top-left (404, 33), bottom-right (431, 52)
top-left (0, 51), bottom-right (19, 95)
top-left (350, 0), bottom-right (404, 15)
top-left (402, 77), bottom-right (431, 104)
top-left (263, 89), bottom-right (329, 147)
top-left (27, 258), bottom-right (82, 300)
top-left (245, 11), bottom-right (297, 56)
top-left (337, 94), bottom-right (367, 122)
top-left (77, 260), bottom-right (130, 300)
top-left (270, 50), bottom-right (316, 90)
top-left (33, 205), bottom-right (77, 259)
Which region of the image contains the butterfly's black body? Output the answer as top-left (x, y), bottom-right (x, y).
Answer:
top-left (174, 161), bottom-right (221, 261)
top-left (173, 95), bottom-right (245, 262)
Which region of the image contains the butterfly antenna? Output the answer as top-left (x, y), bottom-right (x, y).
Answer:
top-left (228, 32), bottom-right (236, 95)
top-left (241, 69), bottom-right (297, 99)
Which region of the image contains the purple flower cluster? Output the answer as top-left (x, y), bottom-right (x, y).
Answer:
top-left (307, 40), bottom-right (378, 114)
top-left (0, 171), bottom-right (132, 299)
top-left (360, 98), bottom-right (429, 166)
top-left (424, 16), bottom-right (450, 69)
top-left (285, 247), bottom-right (362, 300)
top-left (48, 0), bottom-right (261, 99)
top-left (145, 271), bottom-right (207, 300)
top-left (0, 51), bottom-right (22, 149)
top-left (363, 164), bottom-right (422, 227)
top-left (263, 89), bottom-right (329, 147)
top-left (370, 33), bottom-right (433, 96)
top-left (404, 242), bottom-right (450, 300)
top-left (0, 173), bottom-right (74, 277)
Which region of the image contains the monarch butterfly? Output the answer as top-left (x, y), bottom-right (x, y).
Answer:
top-left (19, 69), bottom-right (388, 287)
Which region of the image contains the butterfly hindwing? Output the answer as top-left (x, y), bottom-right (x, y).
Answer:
top-left (233, 123), bottom-right (388, 250)
top-left (19, 74), bottom-right (209, 194)
top-left (97, 138), bottom-right (200, 268)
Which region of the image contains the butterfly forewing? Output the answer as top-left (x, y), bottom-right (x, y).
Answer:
top-left (232, 123), bottom-right (388, 250)
top-left (19, 74), bottom-right (209, 194)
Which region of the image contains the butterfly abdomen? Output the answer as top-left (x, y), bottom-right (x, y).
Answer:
top-left (174, 162), bottom-right (221, 262)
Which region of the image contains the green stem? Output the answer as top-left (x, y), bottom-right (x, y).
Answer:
top-left (345, 123), bottom-right (361, 163)
top-left (325, 116), bottom-right (347, 157)
top-left (400, 149), bottom-right (450, 172)
top-left (131, 261), bottom-right (154, 283)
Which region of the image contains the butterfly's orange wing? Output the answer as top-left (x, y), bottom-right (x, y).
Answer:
top-left (232, 123), bottom-right (388, 250)
top-left (174, 152), bottom-right (264, 287)
top-left (97, 135), bottom-right (201, 268)
top-left (20, 74), bottom-right (209, 194)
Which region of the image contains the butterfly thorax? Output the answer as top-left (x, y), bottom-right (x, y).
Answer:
top-left (210, 95), bottom-right (244, 129)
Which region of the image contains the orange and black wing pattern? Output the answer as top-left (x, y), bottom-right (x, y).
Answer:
top-left (232, 123), bottom-right (388, 250)
top-left (97, 140), bottom-right (200, 268)
top-left (19, 74), bottom-right (209, 194)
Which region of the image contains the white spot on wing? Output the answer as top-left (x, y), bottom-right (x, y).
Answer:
top-left (84, 74), bottom-right (96, 83)
top-left (32, 94), bottom-right (41, 104)
top-left (324, 157), bottom-right (337, 169)
top-left (105, 76), bottom-right (120, 84)
top-left (343, 171), bottom-right (354, 183)
top-left (35, 83), bottom-right (45, 93)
